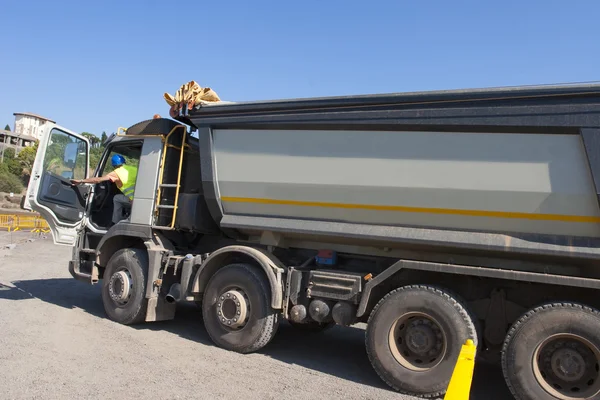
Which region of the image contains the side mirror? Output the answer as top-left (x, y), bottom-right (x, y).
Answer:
top-left (63, 142), bottom-right (78, 168)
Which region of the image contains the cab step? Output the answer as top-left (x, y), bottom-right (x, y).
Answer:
top-left (69, 260), bottom-right (99, 284)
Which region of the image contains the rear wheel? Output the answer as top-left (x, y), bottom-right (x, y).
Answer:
top-left (101, 248), bottom-right (149, 325)
top-left (366, 284), bottom-right (478, 398)
top-left (202, 263), bottom-right (279, 353)
top-left (502, 303), bottom-right (600, 400)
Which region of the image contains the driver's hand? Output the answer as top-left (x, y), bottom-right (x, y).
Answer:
top-left (70, 179), bottom-right (81, 185)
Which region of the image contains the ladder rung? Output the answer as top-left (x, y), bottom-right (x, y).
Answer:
top-left (157, 205), bottom-right (177, 209)
top-left (159, 184), bottom-right (179, 188)
top-left (151, 225), bottom-right (175, 230)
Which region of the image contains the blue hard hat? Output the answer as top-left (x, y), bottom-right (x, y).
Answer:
top-left (111, 154), bottom-right (126, 167)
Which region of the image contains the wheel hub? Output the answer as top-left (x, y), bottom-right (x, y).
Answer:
top-left (552, 348), bottom-right (586, 382)
top-left (534, 334), bottom-right (600, 399)
top-left (108, 270), bottom-right (132, 304)
top-left (388, 312), bottom-right (446, 371)
top-left (216, 289), bottom-right (248, 329)
top-left (406, 322), bottom-right (436, 354)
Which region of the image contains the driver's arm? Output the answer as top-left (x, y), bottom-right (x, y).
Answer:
top-left (71, 171), bottom-right (122, 187)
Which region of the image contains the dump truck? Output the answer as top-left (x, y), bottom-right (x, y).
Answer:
top-left (23, 82), bottom-right (600, 400)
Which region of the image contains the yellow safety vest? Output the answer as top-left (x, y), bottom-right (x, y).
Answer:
top-left (113, 164), bottom-right (138, 200)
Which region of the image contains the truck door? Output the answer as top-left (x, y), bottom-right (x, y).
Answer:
top-left (23, 124), bottom-right (90, 246)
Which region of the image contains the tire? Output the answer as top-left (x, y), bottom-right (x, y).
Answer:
top-left (288, 320), bottom-right (335, 333)
top-left (101, 248), bottom-right (149, 325)
top-left (366, 284), bottom-right (478, 398)
top-left (202, 263), bottom-right (279, 354)
top-left (501, 303), bottom-right (600, 400)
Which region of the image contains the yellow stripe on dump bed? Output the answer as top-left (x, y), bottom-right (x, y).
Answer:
top-left (220, 196), bottom-right (600, 223)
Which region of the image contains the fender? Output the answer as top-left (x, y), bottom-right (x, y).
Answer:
top-left (191, 245), bottom-right (285, 309)
top-left (96, 222), bottom-right (153, 266)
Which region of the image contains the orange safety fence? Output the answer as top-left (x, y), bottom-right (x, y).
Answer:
top-left (0, 214), bottom-right (50, 233)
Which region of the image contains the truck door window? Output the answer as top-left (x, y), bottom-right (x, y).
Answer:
top-left (34, 128), bottom-right (88, 225)
top-left (43, 129), bottom-right (87, 181)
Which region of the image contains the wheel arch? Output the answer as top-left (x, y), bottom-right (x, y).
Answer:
top-left (96, 223), bottom-right (166, 278)
top-left (192, 245), bottom-right (285, 309)
top-left (357, 259), bottom-right (600, 318)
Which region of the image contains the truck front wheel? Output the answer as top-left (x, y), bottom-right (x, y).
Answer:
top-left (202, 263), bottom-right (279, 354)
top-left (365, 284), bottom-right (478, 398)
top-left (101, 248), bottom-right (149, 325)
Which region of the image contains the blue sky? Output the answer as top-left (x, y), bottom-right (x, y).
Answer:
top-left (1, 0), bottom-right (599, 136)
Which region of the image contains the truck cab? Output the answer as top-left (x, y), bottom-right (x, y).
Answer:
top-left (24, 117), bottom-right (219, 282)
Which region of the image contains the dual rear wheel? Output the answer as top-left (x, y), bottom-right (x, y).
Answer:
top-left (501, 303), bottom-right (600, 400)
top-left (366, 286), bottom-right (600, 400)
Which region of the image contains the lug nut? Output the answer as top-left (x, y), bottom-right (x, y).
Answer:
top-left (220, 296), bottom-right (224, 300)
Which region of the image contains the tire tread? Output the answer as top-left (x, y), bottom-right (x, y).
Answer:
top-left (102, 247), bottom-right (149, 325)
top-left (203, 263), bottom-right (279, 354)
top-left (501, 302), bottom-right (600, 400)
top-left (365, 284), bottom-right (478, 398)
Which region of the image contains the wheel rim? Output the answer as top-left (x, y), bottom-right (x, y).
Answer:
top-left (533, 333), bottom-right (600, 399)
top-left (216, 288), bottom-right (250, 330)
top-left (388, 312), bottom-right (447, 371)
top-left (108, 268), bottom-right (133, 305)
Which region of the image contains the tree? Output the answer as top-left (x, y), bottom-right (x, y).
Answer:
top-left (90, 147), bottom-right (104, 172)
top-left (101, 131), bottom-right (108, 144)
top-left (17, 142), bottom-right (39, 184)
top-left (0, 148), bottom-right (22, 178)
top-left (0, 171), bottom-right (24, 193)
top-left (4, 124), bottom-right (10, 131)
top-left (81, 132), bottom-right (101, 148)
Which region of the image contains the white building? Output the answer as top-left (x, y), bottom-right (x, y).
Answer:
top-left (0, 129), bottom-right (37, 156)
top-left (13, 112), bottom-right (56, 141)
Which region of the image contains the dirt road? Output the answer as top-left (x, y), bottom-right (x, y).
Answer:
top-left (0, 232), bottom-right (512, 399)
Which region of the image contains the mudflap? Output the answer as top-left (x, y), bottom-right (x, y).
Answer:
top-left (145, 296), bottom-right (176, 322)
top-left (144, 242), bottom-right (176, 322)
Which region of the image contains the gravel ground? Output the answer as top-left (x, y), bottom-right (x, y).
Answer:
top-left (0, 231), bottom-right (513, 399)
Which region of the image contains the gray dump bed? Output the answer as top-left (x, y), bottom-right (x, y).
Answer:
top-left (176, 83), bottom-right (600, 263)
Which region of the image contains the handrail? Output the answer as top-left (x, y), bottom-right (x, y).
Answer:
top-left (170, 125), bottom-right (187, 229)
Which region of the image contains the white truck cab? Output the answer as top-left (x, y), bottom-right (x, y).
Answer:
top-left (25, 121), bottom-right (165, 247)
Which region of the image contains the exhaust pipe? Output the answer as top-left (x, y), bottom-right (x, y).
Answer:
top-left (165, 283), bottom-right (181, 304)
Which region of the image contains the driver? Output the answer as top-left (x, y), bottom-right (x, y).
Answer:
top-left (71, 154), bottom-right (138, 225)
